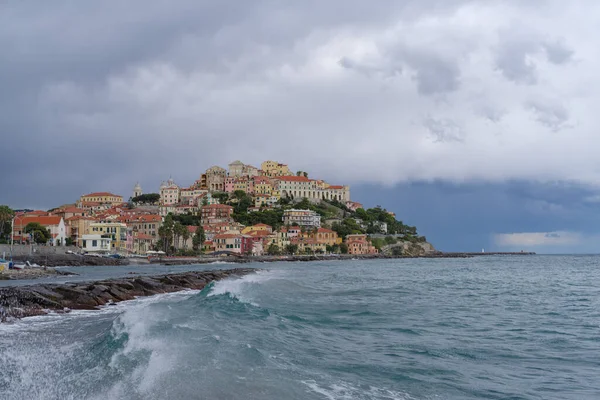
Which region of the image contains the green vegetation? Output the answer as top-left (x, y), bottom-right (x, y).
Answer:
top-left (192, 224), bottom-right (206, 252)
top-left (233, 209), bottom-right (284, 230)
top-left (24, 222), bottom-right (51, 244)
top-left (285, 244), bottom-right (299, 255)
top-left (267, 244), bottom-right (281, 255)
top-left (0, 205), bottom-right (14, 242)
top-left (172, 213), bottom-right (200, 226)
top-left (131, 193), bottom-right (160, 205)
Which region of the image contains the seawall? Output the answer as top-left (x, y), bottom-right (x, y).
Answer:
top-left (0, 268), bottom-right (255, 322)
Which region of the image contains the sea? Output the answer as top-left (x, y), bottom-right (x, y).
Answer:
top-left (1, 255), bottom-right (599, 400)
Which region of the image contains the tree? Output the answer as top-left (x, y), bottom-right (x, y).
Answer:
top-left (24, 222), bottom-right (51, 244)
top-left (65, 237), bottom-right (75, 246)
top-left (285, 244), bottom-right (298, 255)
top-left (340, 243), bottom-right (349, 254)
top-left (212, 192), bottom-right (230, 204)
top-left (158, 214), bottom-right (175, 253)
top-left (267, 244), bottom-right (281, 255)
top-left (384, 236), bottom-right (397, 245)
top-left (173, 222), bottom-right (187, 249)
top-left (192, 224), bottom-right (206, 252)
top-left (0, 205), bottom-right (14, 241)
top-left (131, 193), bottom-right (160, 205)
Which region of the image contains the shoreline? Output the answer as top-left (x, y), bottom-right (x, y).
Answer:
top-left (0, 252), bottom-right (537, 279)
top-left (0, 268), bottom-right (255, 322)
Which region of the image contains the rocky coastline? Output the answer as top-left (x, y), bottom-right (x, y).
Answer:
top-left (0, 268), bottom-right (255, 322)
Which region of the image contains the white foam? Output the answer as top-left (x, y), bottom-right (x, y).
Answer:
top-left (207, 269), bottom-right (279, 306)
top-left (302, 380), bottom-right (416, 400)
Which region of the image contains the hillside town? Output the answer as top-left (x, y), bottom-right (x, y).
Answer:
top-left (2, 160), bottom-right (426, 258)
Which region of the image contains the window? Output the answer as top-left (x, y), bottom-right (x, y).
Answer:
top-left (92, 240), bottom-right (97, 247)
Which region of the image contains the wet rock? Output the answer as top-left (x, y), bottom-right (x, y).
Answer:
top-left (0, 268), bottom-right (256, 322)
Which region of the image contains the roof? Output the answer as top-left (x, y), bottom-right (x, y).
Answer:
top-left (59, 207), bottom-right (87, 214)
top-left (276, 175), bottom-right (310, 182)
top-left (82, 192), bottom-right (122, 198)
top-left (187, 226), bottom-right (198, 234)
top-left (253, 223), bottom-right (272, 228)
top-left (14, 215), bottom-right (62, 227)
top-left (65, 215), bottom-right (94, 222)
top-left (133, 215), bottom-right (162, 222)
top-left (214, 233), bottom-right (242, 239)
top-left (328, 185), bottom-right (344, 189)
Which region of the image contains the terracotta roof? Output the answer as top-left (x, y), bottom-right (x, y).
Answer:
top-left (187, 226), bottom-right (198, 234)
top-left (14, 215), bottom-right (62, 227)
top-left (214, 233), bottom-right (242, 239)
top-left (23, 210), bottom-right (49, 216)
top-left (65, 216), bottom-right (94, 222)
top-left (328, 185), bottom-right (344, 189)
top-left (133, 215), bottom-right (162, 222)
top-left (275, 176), bottom-right (310, 182)
top-left (82, 192), bottom-right (122, 198)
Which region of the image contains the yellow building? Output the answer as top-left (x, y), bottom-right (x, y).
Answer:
top-left (79, 192), bottom-right (124, 206)
top-left (314, 227), bottom-right (340, 246)
top-left (253, 177), bottom-right (273, 195)
top-left (242, 223), bottom-right (273, 235)
top-left (261, 160), bottom-right (291, 177)
top-left (87, 222), bottom-right (128, 252)
top-left (291, 237), bottom-right (326, 253)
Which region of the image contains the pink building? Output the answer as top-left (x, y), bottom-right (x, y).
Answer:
top-left (224, 177), bottom-right (236, 193)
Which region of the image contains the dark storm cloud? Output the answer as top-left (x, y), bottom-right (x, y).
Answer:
top-left (0, 0), bottom-right (596, 213)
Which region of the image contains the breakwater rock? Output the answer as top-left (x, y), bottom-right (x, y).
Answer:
top-left (0, 268), bottom-right (255, 322)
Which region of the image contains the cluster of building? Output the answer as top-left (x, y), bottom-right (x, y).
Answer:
top-left (156, 161), bottom-right (351, 217)
top-left (10, 160), bottom-right (379, 256)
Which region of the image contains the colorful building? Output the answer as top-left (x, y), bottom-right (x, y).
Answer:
top-left (213, 234), bottom-right (253, 254)
top-left (78, 192), bottom-right (124, 207)
top-left (12, 215), bottom-right (67, 246)
top-left (282, 209), bottom-right (321, 228)
top-left (346, 234), bottom-right (378, 255)
top-left (87, 222), bottom-right (127, 252)
top-left (200, 204), bottom-right (234, 224)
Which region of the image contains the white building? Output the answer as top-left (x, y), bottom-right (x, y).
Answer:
top-left (282, 209), bottom-right (321, 228)
top-left (80, 234), bottom-right (112, 253)
top-left (159, 178), bottom-right (180, 205)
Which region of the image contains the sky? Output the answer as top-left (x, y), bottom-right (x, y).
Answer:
top-left (1, 1), bottom-right (600, 253)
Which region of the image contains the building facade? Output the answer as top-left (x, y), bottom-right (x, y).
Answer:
top-left (200, 204), bottom-right (234, 224)
top-left (346, 234), bottom-right (378, 255)
top-left (79, 192), bottom-right (124, 206)
top-left (282, 209), bottom-right (321, 228)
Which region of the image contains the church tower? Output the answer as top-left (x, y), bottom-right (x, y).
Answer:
top-left (133, 182), bottom-right (143, 198)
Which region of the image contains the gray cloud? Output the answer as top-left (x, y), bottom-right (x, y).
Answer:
top-left (527, 99), bottom-right (571, 132)
top-left (0, 0), bottom-right (598, 208)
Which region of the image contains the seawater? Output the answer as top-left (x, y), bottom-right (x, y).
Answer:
top-left (1, 256), bottom-right (599, 399)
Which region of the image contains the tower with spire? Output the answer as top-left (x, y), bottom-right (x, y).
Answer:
top-left (133, 182), bottom-right (143, 199)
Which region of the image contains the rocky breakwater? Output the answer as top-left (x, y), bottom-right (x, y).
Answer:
top-left (0, 268), bottom-right (255, 322)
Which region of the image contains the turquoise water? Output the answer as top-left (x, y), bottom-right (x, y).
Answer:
top-left (1, 256), bottom-right (599, 399)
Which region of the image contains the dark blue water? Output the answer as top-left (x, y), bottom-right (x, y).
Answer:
top-left (1, 256), bottom-right (599, 399)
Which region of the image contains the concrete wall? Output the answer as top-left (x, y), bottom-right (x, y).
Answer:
top-left (0, 244), bottom-right (71, 257)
